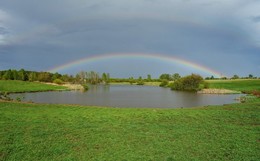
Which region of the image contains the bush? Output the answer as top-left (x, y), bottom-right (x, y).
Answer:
top-left (203, 82), bottom-right (209, 89)
top-left (82, 84), bottom-right (89, 91)
top-left (170, 79), bottom-right (184, 90)
top-left (170, 74), bottom-right (203, 91)
top-left (159, 79), bottom-right (169, 87)
top-left (53, 79), bottom-right (64, 85)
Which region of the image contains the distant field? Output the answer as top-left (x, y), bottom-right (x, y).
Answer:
top-left (0, 80), bottom-right (68, 93)
top-left (206, 79), bottom-right (260, 92)
top-left (0, 98), bottom-right (259, 161)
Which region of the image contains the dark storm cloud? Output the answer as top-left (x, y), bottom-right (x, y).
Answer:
top-left (0, 0), bottom-right (259, 77)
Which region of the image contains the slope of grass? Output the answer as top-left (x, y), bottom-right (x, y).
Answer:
top-left (0, 80), bottom-right (68, 93)
top-left (207, 79), bottom-right (260, 92)
top-left (0, 99), bottom-right (259, 160)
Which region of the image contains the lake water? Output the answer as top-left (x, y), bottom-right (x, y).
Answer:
top-left (10, 85), bottom-right (242, 108)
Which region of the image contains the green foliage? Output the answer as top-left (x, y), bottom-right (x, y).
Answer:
top-left (0, 69), bottom-right (76, 83)
top-left (53, 78), bottom-right (64, 85)
top-left (102, 73), bottom-right (110, 84)
top-left (129, 77), bottom-right (135, 85)
top-left (136, 76), bottom-right (144, 85)
top-left (0, 99), bottom-right (259, 160)
top-left (231, 74), bottom-right (239, 79)
top-left (86, 71), bottom-right (100, 85)
top-left (147, 74), bottom-right (152, 81)
top-left (82, 84), bottom-right (89, 91)
top-left (28, 72), bottom-right (37, 82)
top-left (136, 81), bottom-right (144, 85)
top-left (159, 73), bottom-right (172, 81)
top-left (51, 72), bottom-right (62, 81)
top-left (16, 97), bottom-right (22, 102)
top-left (170, 79), bottom-right (184, 90)
top-left (170, 74), bottom-right (204, 91)
top-left (172, 73), bottom-right (181, 81)
top-left (159, 79), bottom-right (169, 87)
top-left (18, 69), bottom-right (28, 81)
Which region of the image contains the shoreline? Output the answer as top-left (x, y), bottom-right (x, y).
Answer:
top-left (197, 88), bottom-right (241, 94)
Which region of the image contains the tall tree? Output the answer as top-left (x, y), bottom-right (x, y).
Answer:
top-left (172, 73), bottom-right (181, 81)
top-left (28, 72), bottom-right (37, 82)
top-left (102, 73), bottom-right (107, 83)
top-left (86, 71), bottom-right (100, 84)
top-left (79, 71), bottom-right (86, 83)
top-left (3, 69), bottom-right (13, 80)
top-left (12, 70), bottom-right (19, 80)
top-left (232, 74), bottom-right (239, 79)
top-left (159, 74), bottom-right (172, 81)
top-left (147, 74), bottom-right (152, 81)
top-left (18, 69), bottom-right (28, 81)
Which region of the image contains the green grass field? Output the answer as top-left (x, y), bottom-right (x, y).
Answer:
top-left (0, 79), bottom-right (259, 160)
top-left (0, 99), bottom-right (259, 161)
top-left (0, 80), bottom-right (68, 93)
top-left (207, 79), bottom-right (260, 92)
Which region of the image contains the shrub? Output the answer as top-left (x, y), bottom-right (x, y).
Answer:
top-left (53, 79), bottom-right (64, 85)
top-left (170, 79), bottom-right (184, 90)
top-left (82, 84), bottom-right (89, 91)
top-left (170, 74), bottom-right (203, 91)
top-left (159, 79), bottom-right (169, 87)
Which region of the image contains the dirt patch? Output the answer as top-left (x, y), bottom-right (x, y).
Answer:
top-left (197, 89), bottom-right (240, 94)
top-left (42, 82), bottom-right (84, 90)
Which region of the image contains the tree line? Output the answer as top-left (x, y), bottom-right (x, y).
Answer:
top-left (0, 69), bottom-right (74, 83)
top-left (205, 74), bottom-right (259, 80)
top-left (1, 69), bottom-right (258, 85)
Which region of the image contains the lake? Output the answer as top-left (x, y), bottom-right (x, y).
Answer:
top-left (10, 85), bottom-right (243, 108)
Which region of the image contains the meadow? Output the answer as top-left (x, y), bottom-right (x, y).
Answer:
top-left (206, 79), bottom-right (260, 93)
top-left (0, 80), bottom-right (68, 93)
top-left (0, 99), bottom-right (259, 161)
top-left (0, 79), bottom-right (259, 160)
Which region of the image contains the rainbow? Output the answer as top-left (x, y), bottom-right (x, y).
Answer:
top-left (48, 53), bottom-right (223, 77)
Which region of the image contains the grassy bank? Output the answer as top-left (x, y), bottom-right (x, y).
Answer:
top-left (0, 80), bottom-right (68, 93)
top-left (1, 99), bottom-right (259, 160)
top-left (206, 79), bottom-right (260, 93)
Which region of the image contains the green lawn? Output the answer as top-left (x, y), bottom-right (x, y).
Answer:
top-left (0, 99), bottom-right (259, 161)
top-left (207, 79), bottom-right (260, 92)
top-left (0, 80), bottom-right (68, 93)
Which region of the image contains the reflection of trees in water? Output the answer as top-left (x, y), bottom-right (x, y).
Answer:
top-left (89, 85), bottom-right (110, 92)
top-left (102, 85), bottom-right (110, 92)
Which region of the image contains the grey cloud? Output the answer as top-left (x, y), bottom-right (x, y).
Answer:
top-left (0, 0), bottom-right (259, 77)
top-left (0, 26), bottom-right (9, 35)
top-left (252, 16), bottom-right (260, 22)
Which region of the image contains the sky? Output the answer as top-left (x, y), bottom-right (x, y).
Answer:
top-left (0, 0), bottom-right (260, 78)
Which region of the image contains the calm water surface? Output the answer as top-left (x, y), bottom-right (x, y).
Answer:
top-left (11, 85), bottom-right (243, 108)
